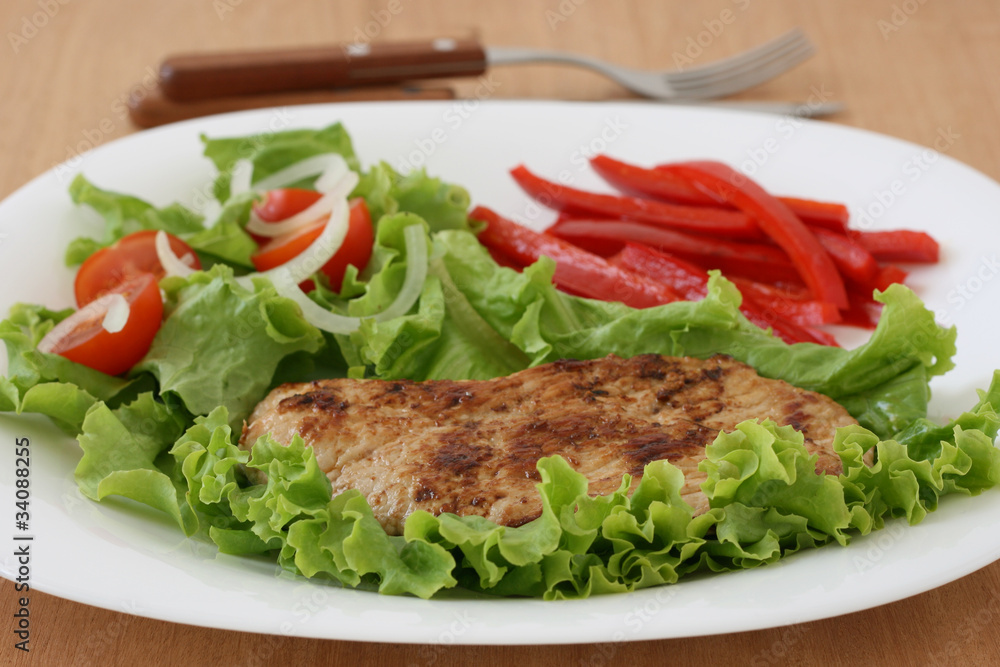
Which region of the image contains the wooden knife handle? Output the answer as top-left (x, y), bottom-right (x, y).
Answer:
top-left (128, 85), bottom-right (457, 128)
top-left (159, 38), bottom-right (486, 101)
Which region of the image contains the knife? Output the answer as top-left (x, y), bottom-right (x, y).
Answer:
top-left (159, 39), bottom-right (487, 101)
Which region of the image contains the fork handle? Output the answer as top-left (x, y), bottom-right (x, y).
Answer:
top-left (159, 38), bottom-right (487, 101)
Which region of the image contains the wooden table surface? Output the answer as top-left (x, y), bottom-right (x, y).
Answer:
top-left (3, 0), bottom-right (1000, 664)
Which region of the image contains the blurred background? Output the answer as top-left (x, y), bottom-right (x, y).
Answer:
top-left (2, 1), bottom-right (998, 193)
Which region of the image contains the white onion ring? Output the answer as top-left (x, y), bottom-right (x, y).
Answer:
top-left (235, 186), bottom-right (352, 290)
top-left (269, 225), bottom-right (428, 333)
top-left (37, 292), bottom-right (132, 354)
top-left (367, 225), bottom-right (428, 322)
top-left (244, 168), bottom-right (357, 238)
top-left (101, 294), bottom-right (130, 333)
top-left (155, 231), bottom-right (196, 279)
top-left (269, 268), bottom-right (362, 334)
top-left (252, 154), bottom-right (348, 193)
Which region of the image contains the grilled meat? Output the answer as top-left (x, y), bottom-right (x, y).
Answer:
top-left (240, 354), bottom-right (858, 535)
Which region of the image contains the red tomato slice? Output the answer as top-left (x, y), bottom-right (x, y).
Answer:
top-left (250, 188), bottom-right (324, 245)
top-left (40, 273), bottom-right (164, 376)
top-left (75, 230), bottom-right (200, 307)
top-left (251, 198), bottom-right (374, 291)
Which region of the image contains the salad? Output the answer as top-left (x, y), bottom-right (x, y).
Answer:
top-left (2, 122), bottom-right (999, 600)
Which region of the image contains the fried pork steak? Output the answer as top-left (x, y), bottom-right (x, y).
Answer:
top-left (240, 354), bottom-right (857, 535)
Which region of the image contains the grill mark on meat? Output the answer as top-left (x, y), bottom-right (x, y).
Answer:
top-left (278, 389), bottom-right (349, 413)
top-left (783, 409), bottom-right (809, 433)
top-left (414, 483), bottom-right (438, 502)
top-left (506, 512), bottom-right (541, 528)
top-left (621, 423), bottom-right (719, 473)
top-left (241, 353), bottom-right (862, 535)
top-left (432, 435), bottom-right (494, 478)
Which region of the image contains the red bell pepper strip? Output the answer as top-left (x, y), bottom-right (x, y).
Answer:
top-left (547, 219), bottom-right (802, 283)
top-left (608, 243), bottom-right (708, 301)
top-left (509, 165), bottom-right (762, 239)
top-left (589, 155), bottom-right (850, 233)
top-left (471, 206), bottom-right (680, 309)
top-left (658, 161), bottom-right (849, 309)
top-left (486, 245), bottom-right (525, 272)
top-left (838, 295), bottom-right (880, 330)
top-left (776, 197), bottom-right (851, 233)
top-left (810, 227), bottom-right (879, 284)
top-left (729, 277), bottom-right (841, 326)
top-left (850, 229), bottom-right (940, 263)
top-left (730, 277), bottom-right (810, 302)
top-left (872, 264), bottom-right (909, 291)
top-left (609, 243), bottom-right (838, 345)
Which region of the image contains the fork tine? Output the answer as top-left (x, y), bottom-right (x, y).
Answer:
top-left (484, 27), bottom-right (816, 101)
top-left (663, 29), bottom-right (810, 83)
top-left (666, 34), bottom-right (812, 89)
top-left (667, 40), bottom-right (815, 98)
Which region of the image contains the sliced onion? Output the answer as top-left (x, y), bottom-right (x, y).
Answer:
top-left (156, 231), bottom-right (196, 278)
top-left (101, 294), bottom-right (130, 333)
top-left (269, 225), bottom-right (429, 333)
top-left (368, 225), bottom-right (428, 322)
top-left (313, 158), bottom-right (350, 194)
top-left (269, 268), bottom-right (361, 334)
top-left (252, 154), bottom-right (348, 193)
top-left (236, 188), bottom-right (351, 290)
top-left (229, 159), bottom-right (253, 196)
top-left (245, 169), bottom-right (358, 238)
top-left (37, 292), bottom-right (128, 353)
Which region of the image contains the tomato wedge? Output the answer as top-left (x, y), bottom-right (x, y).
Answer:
top-left (249, 188), bottom-right (324, 244)
top-left (251, 198), bottom-right (373, 291)
top-left (40, 273), bottom-right (164, 376)
top-left (75, 230), bottom-right (200, 307)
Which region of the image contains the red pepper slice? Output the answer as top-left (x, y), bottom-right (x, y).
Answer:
top-left (509, 165), bottom-right (762, 239)
top-left (485, 245), bottom-right (525, 272)
top-left (658, 161), bottom-right (849, 309)
top-left (729, 277), bottom-right (841, 326)
top-left (589, 155), bottom-right (850, 233)
top-left (838, 296), bottom-right (881, 330)
top-left (776, 197), bottom-right (850, 233)
top-left (811, 227), bottom-right (879, 284)
top-left (608, 244), bottom-right (707, 301)
top-left (850, 229), bottom-right (940, 263)
top-left (547, 219), bottom-right (802, 284)
top-left (610, 243), bottom-right (838, 345)
top-left (872, 264), bottom-right (909, 290)
top-left (472, 206), bottom-right (679, 308)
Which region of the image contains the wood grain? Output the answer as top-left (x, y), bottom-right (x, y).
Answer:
top-left (3, 0), bottom-right (1000, 664)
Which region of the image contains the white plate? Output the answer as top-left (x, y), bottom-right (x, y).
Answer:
top-left (2, 101), bottom-right (999, 644)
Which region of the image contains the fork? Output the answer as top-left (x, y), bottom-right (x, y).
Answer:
top-left (159, 30), bottom-right (817, 106)
top-left (487, 29), bottom-right (815, 101)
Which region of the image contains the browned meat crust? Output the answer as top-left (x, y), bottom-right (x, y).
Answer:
top-left (240, 354), bottom-right (857, 535)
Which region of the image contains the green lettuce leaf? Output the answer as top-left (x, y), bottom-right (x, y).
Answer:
top-left (64, 174), bottom-right (261, 269)
top-left (134, 265), bottom-right (324, 427)
top-left (202, 123), bottom-right (359, 202)
top-left (0, 303), bottom-right (136, 432)
top-left (353, 162), bottom-right (470, 231)
top-left (182, 192), bottom-right (259, 269)
top-left (65, 175), bottom-right (205, 265)
top-left (74, 392), bottom-right (196, 535)
top-left (335, 214), bottom-right (529, 379)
